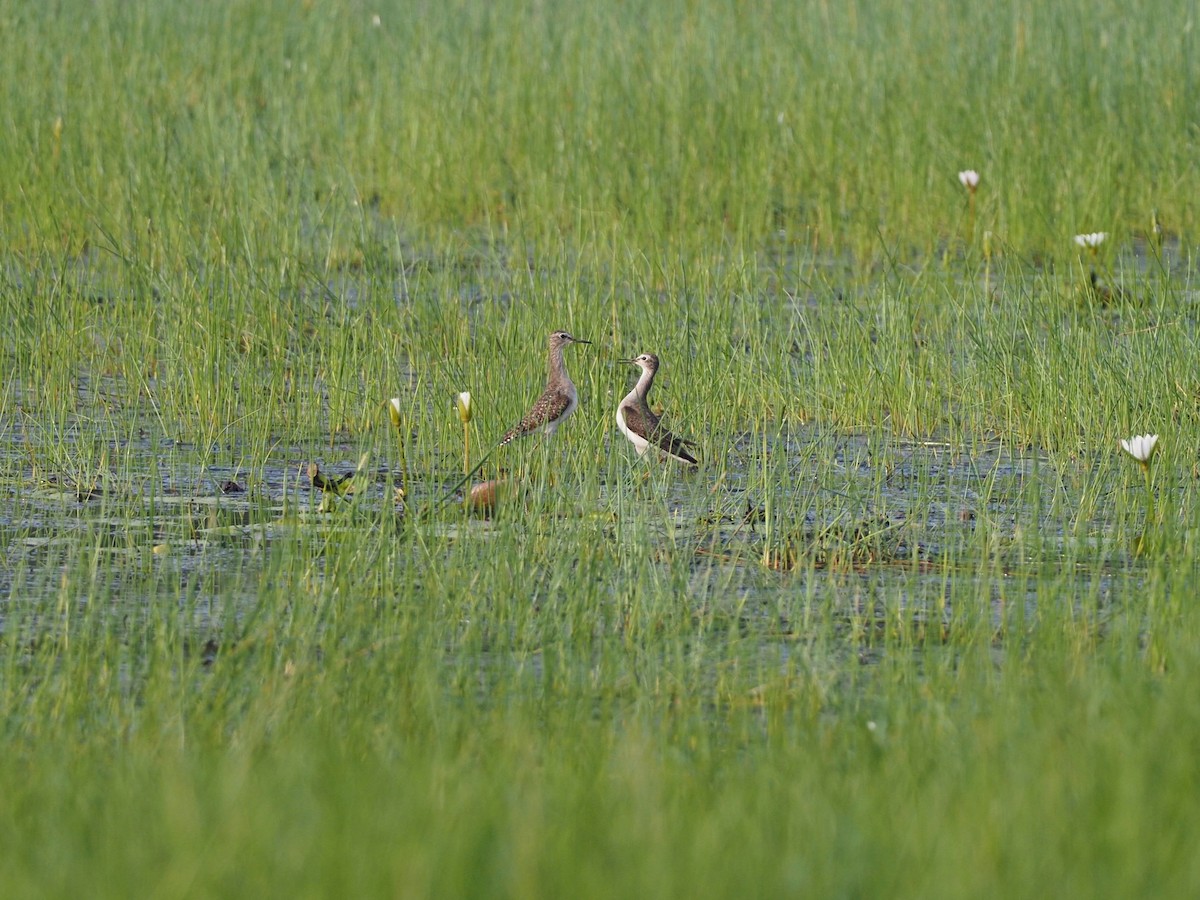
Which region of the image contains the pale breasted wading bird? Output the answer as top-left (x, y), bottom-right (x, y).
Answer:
top-left (615, 353), bottom-right (699, 467)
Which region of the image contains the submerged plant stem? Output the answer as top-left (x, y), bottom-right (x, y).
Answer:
top-left (463, 421), bottom-right (471, 478)
top-left (1141, 462), bottom-right (1156, 553)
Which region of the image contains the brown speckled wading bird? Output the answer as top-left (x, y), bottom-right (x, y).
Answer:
top-left (499, 330), bottom-right (591, 445)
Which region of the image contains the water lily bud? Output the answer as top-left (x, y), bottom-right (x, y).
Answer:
top-left (388, 397), bottom-right (402, 428)
top-left (455, 391), bottom-right (472, 424)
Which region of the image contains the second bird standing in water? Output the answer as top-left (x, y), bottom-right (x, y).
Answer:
top-left (616, 353), bottom-right (699, 467)
top-left (499, 330), bottom-right (591, 445)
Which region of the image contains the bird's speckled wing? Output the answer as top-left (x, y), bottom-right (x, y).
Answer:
top-left (499, 388), bottom-right (572, 445)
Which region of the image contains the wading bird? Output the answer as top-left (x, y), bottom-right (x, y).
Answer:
top-left (616, 353), bottom-right (699, 467)
top-left (499, 330), bottom-right (591, 445)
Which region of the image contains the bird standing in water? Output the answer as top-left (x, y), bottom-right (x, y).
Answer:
top-left (615, 353), bottom-right (698, 467)
top-left (499, 330), bottom-right (591, 445)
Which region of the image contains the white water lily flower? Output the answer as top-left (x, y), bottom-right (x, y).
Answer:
top-left (1074, 232), bottom-right (1107, 249)
top-left (958, 170), bottom-right (980, 190)
top-left (388, 397), bottom-right (403, 428)
top-left (455, 391), bottom-right (472, 424)
top-left (1120, 433), bottom-right (1159, 463)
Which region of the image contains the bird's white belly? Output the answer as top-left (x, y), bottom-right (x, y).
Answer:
top-left (616, 406), bottom-right (650, 455)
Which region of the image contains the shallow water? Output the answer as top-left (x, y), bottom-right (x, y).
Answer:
top-left (1, 242), bottom-right (1183, 663)
top-left (0, 388), bottom-right (1135, 653)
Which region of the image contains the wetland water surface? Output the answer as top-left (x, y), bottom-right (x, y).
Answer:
top-left (0, 239), bottom-right (1189, 678)
top-left (1, 349), bottom-right (1145, 659)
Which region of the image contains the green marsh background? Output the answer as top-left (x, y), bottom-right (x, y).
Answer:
top-left (2, 0), bottom-right (1200, 896)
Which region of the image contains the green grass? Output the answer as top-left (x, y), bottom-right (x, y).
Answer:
top-left (2, 0), bottom-right (1200, 896)
top-left (2, 0), bottom-right (1196, 261)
